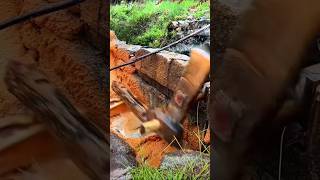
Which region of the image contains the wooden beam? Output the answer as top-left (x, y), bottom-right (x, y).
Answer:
top-left (4, 61), bottom-right (108, 180)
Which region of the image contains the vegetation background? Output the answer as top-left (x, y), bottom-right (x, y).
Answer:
top-left (110, 0), bottom-right (209, 47)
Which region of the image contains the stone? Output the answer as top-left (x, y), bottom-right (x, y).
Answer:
top-left (172, 21), bottom-right (178, 27)
top-left (167, 18), bottom-right (210, 54)
top-left (110, 133), bottom-right (137, 180)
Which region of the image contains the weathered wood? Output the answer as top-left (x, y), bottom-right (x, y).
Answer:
top-left (4, 61), bottom-right (108, 180)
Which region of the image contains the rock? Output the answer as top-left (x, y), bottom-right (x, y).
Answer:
top-left (171, 21), bottom-right (178, 28)
top-left (167, 18), bottom-right (210, 54)
top-left (160, 150), bottom-right (210, 178)
top-left (110, 133), bottom-right (137, 180)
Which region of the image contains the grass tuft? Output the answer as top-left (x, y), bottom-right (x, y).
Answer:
top-left (130, 155), bottom-right (209, 180)
top-left (130, 133), bottom-right (210, 179)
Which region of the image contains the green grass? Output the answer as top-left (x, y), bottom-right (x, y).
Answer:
top-left (130, 130), bottom-right (210, 180)
top-left (110, 0), bottom-right (209, 47)
top-left (130, 154), bottom-right (210, 180)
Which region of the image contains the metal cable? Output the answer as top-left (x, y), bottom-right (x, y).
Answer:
top-left (0, 0), bottom-right (86, 31)
top-left (110, 24), bottom-right (210, 71)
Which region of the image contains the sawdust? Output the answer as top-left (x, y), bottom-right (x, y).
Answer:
top-left (114, 133), bottom-right (177, 168)
top-left (110, 31), bottom-right (210, 168)
top-left (127, 135), bottom-right (176, 167)
top-left (14, 0), bottom-right (107, 128)
top-left (182, 120), bottom-right (205, 150)
top-left (109, 69), bottom-right (205, 167)
top-left (0, 0), bottom-right (107, 127)
top-left (111, 38), bottom-right (177, 166)
top-left (110, 102), bottom-right (177, 167)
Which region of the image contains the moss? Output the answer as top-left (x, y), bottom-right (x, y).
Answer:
top-left (111, 0), bottom-right (209, 47)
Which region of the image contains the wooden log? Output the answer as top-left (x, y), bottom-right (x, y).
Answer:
top-left (4, 60), bottom-right (108, 180)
